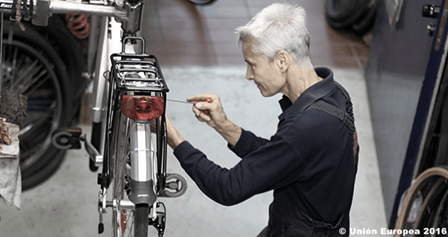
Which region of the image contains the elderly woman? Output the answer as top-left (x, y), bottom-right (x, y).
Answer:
top-left (165, 3), bottom-right (359, 237)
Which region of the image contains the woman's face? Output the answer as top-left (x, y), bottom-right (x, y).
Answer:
top-left (242, 38), bottom-right (286, 98)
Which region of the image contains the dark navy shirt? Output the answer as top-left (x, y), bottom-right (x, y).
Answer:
top-left (173, 67), bottom-right (358, 227)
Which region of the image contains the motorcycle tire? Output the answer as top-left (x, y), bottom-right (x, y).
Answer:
top-left (325, 0), bottom-right (370, 30)
top-left (352, 0), bottom-right (379, 35)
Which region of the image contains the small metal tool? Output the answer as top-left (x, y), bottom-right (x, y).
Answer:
top-left (167, 98), bottom-right (212, 115)
top-left (166, 98), bottom-right (194, 104)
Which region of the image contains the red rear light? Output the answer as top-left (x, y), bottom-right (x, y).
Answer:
top-left (121, 96), bottom-right (164, 120)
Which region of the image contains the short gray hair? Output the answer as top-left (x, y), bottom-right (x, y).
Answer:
top-left (236, 3), bottom-right (312, 68)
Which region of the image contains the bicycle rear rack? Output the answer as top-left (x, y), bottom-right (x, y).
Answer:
top-left (110, 37), bottom-right (169, 93)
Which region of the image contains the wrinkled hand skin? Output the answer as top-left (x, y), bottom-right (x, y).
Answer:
top-left (161, 93), bottom-right (242, 149)
top-left (187, 93), bottom-right (242, 147)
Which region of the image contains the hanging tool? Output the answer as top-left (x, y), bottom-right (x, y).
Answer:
top-left (167, 98), bottom-right (212, 115)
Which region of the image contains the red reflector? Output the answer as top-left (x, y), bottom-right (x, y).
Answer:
top-left (121, 96), bottom-right (164, 120)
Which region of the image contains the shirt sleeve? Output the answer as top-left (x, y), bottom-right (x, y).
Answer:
top-left (228, 128), bottom-right (270, 158)
top-left (173, 134), bottom-right (306, 206)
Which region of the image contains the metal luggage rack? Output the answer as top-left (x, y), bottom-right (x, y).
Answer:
top-left (110, 37), bottom-right (169, 93)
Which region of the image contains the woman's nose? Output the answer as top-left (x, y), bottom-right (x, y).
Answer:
top-left (246, 66), bottom-right (254, 80)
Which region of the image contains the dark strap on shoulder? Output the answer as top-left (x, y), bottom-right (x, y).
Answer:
top-left (308, 100), bottom-right (355, 134)
top-left (306, 82), bottom-right (359, 164)
top-left (306, 82), bottom-right (356, 134)
top-left (335, 81), bottom-right (355, 127)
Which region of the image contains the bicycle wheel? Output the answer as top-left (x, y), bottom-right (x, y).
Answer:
top-left (112, 162), bottom-right (148, 237)
top-left (112, 113), bottom-right (132, 236)
top-left (2, 16), bottom-right (86, 190)
top-left (1, 28), bottom-right (72, 190)
top-left (111, 114), bottom-right (151, 237)
top-left (112, 164), bottom-right (151, 237)
top-left (395, 166), bottom-right (448, 237)
top-left (114, 202), bottom-right (149, 237)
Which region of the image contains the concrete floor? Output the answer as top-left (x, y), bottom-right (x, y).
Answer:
top-left (0, 66), bottom-right (390, 236)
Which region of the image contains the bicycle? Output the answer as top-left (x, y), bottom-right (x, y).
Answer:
top-left (0, 0), bottom-right (223, 236)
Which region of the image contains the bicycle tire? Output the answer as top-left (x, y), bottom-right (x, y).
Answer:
top-left (135, 204), bottom-right (149, 237)
top-left (429, 186), bottom-right (448, 233)
top-left (414, 179), bottom-right (448, 235)
top-left (2, 22), bottom-right (74, 190)
top-left (40, 15), bottom-right (88, 118)
top-left (21, 150), bottom-right (65, 190)
top-left (2, 13), bottom-right (88, 190)
top-left (413, 178), bottom-right (445, 228)
top-left (395, 166), bottom-right (448, 237)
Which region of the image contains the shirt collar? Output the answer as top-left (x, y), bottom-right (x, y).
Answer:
top-left (278, 67), bottom-right (335, 121)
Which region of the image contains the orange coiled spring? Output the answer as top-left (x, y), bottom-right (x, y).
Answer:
top-left (65, 14), bottom-right (90, 39)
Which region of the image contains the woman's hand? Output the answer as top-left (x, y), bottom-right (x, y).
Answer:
top-left (188, 94), bottom-right (226, 129)
top-left (188, 93), bottom-right (242, 147)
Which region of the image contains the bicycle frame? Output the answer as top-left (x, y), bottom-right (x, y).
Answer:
top-left (1, 0), bottom-right (186, 236)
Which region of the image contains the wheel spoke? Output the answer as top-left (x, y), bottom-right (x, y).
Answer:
top-left (10, 46), bottom-right (19, 84)
top-left (11, 59), bottom-right (40, 89)
top-left (126, 210), bottom-right (135, 237)
top-left (22, 73), bottom-right (51, 97)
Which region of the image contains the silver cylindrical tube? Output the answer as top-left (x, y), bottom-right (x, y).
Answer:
top-left (50, 1), bottom-right (126, 19)
top-left (90, 16), bottom-right (109, 123)
top-left (129, 120), bottom-right (155, 182)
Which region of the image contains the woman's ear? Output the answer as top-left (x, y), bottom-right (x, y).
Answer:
top-left (275, 50), bottom-right (291, 73)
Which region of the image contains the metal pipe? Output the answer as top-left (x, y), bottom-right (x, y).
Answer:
top-left (87, 14), bottom-right (100, 77)
top-left (90, 16), bottom-right (109, 123)
top-left (50, 1), bottom-right (126, 20)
